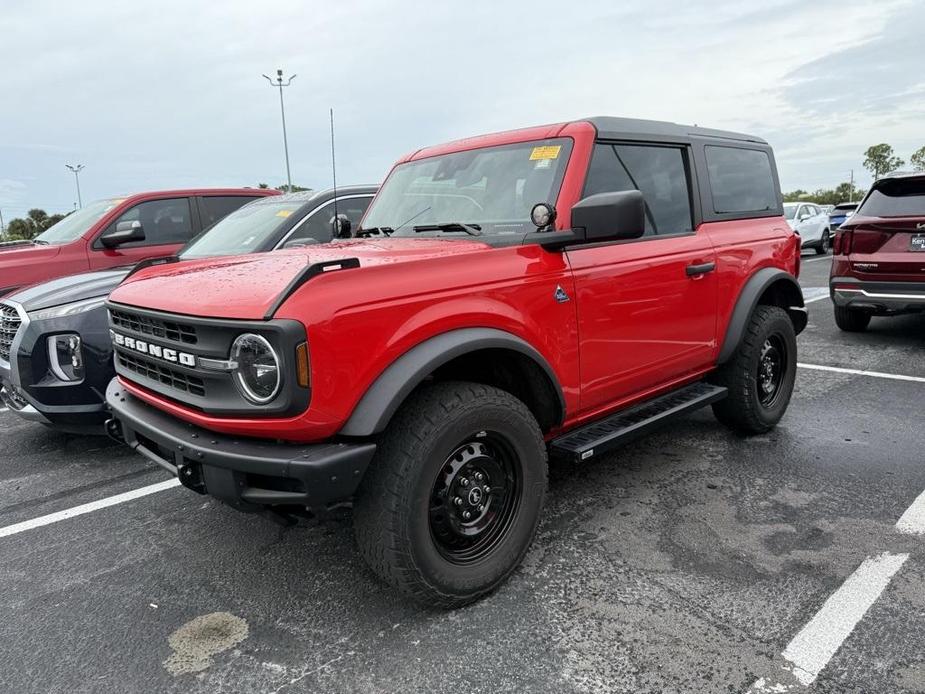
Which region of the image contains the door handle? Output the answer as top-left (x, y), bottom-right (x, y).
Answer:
top-left (686, 262), bottom-right (715, 277)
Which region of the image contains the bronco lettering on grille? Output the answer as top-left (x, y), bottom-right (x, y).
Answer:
top-left (110, 330), bottom-right (197, 367)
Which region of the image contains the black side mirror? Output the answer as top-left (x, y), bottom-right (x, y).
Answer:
top-left (331, 214), bottom-right (352, 238)
top-left (100, 220), bottom-right (145, 248)
top-left (572, 190), bottom-right (646, 242)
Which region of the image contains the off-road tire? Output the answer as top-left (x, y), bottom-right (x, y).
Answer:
top-left (710, 305), bottom-right (797, 435)
top-left (833, 304), bottom-right (871, 332)
top-left (352, 381), bottom-right (547, 608)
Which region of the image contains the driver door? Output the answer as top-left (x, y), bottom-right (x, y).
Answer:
top-left (88, 197), bottom-right (197, 269)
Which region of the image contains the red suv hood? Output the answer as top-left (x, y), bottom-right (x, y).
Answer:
top-left (0, 243), bottom-right (63, 295)
top-left (108, 237), bottom-right (493, 319)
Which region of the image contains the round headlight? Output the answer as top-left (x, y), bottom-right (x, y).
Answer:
top-left (231, 334), bottom-right (281, 404)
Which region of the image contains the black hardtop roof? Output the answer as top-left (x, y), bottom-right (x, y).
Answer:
top-left (585, 116), bottom-right (768, 145)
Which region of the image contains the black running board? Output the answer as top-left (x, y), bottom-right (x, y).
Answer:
top-left (549, 382), bottom-right (727, 463)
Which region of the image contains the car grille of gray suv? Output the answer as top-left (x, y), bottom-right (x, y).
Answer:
top-left (0, 303), bottom-right (22, 362)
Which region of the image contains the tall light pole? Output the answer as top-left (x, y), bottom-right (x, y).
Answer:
top-left (262, 69), bottom-right (296, 191)
top-left (65, 164), bottom-right (84, 208)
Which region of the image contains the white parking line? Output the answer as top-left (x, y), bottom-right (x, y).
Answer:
top-left (750, 552), bottom-right (909, 691)
top-left (803, 293), bottom-right (830, 304)
top-left (0, 479), bottom-right (180, 539)
top-left (896, 489), bottom-right (925, 534)
top-left (0, 407), bottom-right (8, 413)
top-left (798, 362), bottom-right (925, 384)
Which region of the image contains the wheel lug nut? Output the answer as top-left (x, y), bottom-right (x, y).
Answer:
top-left (474, 472), bottom-right (484, 482)
top-left (462, 511), bottom-right (471, 520)
top-left (460, 478), bottom-right (469, 487)
top-left (453, 497), bottom-right (463, 506)
top-left (478, 505), bottom-right (485, 512)
top-left (483, 486), bottom-right (490, 494)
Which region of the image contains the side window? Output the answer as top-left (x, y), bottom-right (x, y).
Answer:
top-left (704, 146), bottom-right (777, 214)
top-left (108, 198), bottom-right (194, 246)
top-left (583, 143), bottom-right (693, 236)
top-left (284, 196), bottom-right (373, 246)
top-left (200, 196), bottom-right (261, 230)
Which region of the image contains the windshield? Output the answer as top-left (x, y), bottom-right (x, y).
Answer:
top-left (857, 179), bottom-right (925, 217)
top-left (34, 198), bottom-right (121, 245)
top-left (783, 204), bottom-right (798, 220)
top-left (179, 199), bottom-right (305, 258)
top-left (362, 138), bottom-right (573, 237)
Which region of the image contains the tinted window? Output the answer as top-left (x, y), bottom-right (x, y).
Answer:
top-left (705, 146), bottom-right (777, 214)
top-left (110, 198), bottom-right (193, 245)
top-left (200, 195), bottom-right (263, 229)
top-left (583, 143), bottom-right (693, 236)
top-left (857, 178), bottom-right (925, 217)
top-left (284, 196), bottom-right (373, 246)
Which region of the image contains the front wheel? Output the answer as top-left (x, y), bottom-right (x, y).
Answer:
top-left (710, 305), bottom-right (797, 435)
top-left (353, 381), bottom-right (547, 608)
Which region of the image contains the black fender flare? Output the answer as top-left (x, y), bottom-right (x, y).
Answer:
top-left (717, 268), bottom-right (806, 364)
top-left (339, 327), bottom-right (566, 437)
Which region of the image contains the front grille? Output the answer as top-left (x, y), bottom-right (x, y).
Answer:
top-left (117, 351), bottom-right (206, 397)
top-left (110, 308), bottom-right (198, 345)
top-left (0, 303), bottom-right (22, 362)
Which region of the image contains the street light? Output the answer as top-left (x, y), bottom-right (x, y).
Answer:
top-left (262, 69), bottom-right (296, 191)
top-left (65, 164), bottom-right (84, 208)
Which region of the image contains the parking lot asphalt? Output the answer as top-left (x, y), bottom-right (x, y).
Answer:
top-left (2, 252), bottom-right (924, 694)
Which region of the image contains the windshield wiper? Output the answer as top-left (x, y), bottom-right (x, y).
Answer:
top-left (356, 226), bottom-right (394, 237)
top-left (32, 239), bottom-right (50, 245)
top-left (413, 222), bottom-right (482, 236)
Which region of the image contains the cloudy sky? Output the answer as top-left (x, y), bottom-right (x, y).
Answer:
top-left (2, 0), bottom-right (923, 219)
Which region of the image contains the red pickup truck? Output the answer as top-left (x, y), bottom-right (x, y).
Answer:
top-left (0, 188), bottom-right (278, 297)
top-left (105, 118), bottom-right (805, 607)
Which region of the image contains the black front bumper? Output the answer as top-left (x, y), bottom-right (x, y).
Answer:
top-left (106, 379), bottom-right (376, 514)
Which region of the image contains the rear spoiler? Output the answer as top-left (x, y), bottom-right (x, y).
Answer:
top-left (263, 258), bottom-right (360, 320)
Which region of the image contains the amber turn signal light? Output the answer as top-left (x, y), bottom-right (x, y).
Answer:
top-left (296, 342), bottom-right (310, 388)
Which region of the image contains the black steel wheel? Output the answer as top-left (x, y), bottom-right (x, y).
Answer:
top-left (710, 305), bottom-right (797, 434)
top-left (353, 381), bottom-right (547, 608)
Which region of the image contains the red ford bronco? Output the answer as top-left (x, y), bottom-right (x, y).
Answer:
top-left (105, 118), bottom-right (805, 606)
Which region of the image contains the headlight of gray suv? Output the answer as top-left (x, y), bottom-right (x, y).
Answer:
top-left (29, 296), bottom-right (107, 321)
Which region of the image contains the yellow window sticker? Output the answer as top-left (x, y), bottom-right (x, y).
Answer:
top-left (530, 145), bottom-right (562, 161)
top-left (275, 209), bottom-right (293, 218)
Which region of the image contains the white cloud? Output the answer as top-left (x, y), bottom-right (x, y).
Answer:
top-left (1, 0), bottom-right (922, 213)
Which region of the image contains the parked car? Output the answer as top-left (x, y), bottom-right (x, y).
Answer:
top-left (0, 187), bottom-right (376, 432)
top-left (0, 189), bottom-right (280, 299)
top-left (784, 201), bottom-right (831, 254)
top-left (829, 202), bottom-right (858, 231)
top-left (820, 204), bottom-right (834, 215)
top-left (104, 117), bottom-right (804, 607)
top-left (829, 172), bottom-right (925, 331)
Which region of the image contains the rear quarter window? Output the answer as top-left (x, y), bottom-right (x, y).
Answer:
top-left (705, 146), bottom-right (778, 215)
top-left (857, 178), bottom-right (925, 217)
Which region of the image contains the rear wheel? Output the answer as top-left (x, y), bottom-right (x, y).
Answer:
top-left (816, 231), bottom-right (830, 255)
top-left (710, 305), bottom-right (797, 435)
top-left (834, 304), bottom-right (871, 332)
top-left (353, 381), bottom-right (547, 608)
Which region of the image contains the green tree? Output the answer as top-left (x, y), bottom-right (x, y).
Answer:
top-left (783, 189), bottom-right (809, 202)
top-left (4, 209), bottom-right (68, 240)
top-left (910, 146), bottom-right (925, 172)
top-left (863, 144), bottom-right (904, 179)
top-left (276, 183), bottom-right (310, 193)
top-left (257, 182), bottom-right (269, 189)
